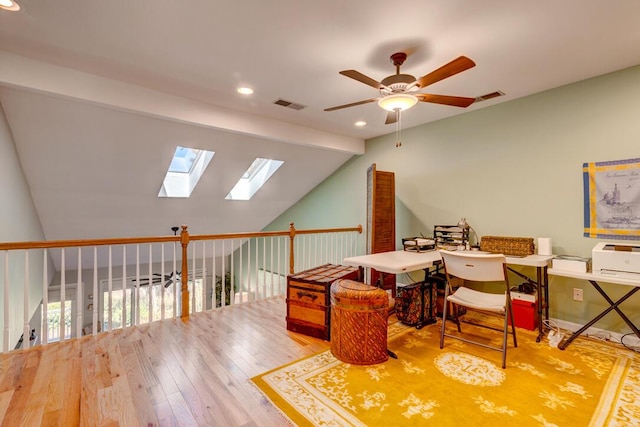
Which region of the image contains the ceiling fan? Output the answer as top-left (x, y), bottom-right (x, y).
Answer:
top-left (325, 52), bottom-right (477, 124)
top-left (133, 270), bottom-right (181, 288)
top-left (132, 226), bottom-right (181, 288)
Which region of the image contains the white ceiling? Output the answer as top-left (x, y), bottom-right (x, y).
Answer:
top-left (2, 0), bottom-right (640, 242)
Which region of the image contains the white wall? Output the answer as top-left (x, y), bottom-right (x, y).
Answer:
top-left (267, 64), bottom-right (640, 334)
top-left (0, 102), bottom-right (48, 349)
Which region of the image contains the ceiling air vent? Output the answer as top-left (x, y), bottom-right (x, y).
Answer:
top-left (475, 90), bottom-right (505, 103)
top-left (274, 99), bottom-right (307, 110)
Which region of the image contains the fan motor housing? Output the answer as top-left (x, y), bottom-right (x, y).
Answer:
top-left (381, 73), bottom-right (418, 94)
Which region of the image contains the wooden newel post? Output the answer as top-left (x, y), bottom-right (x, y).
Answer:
top-left (289, 222), bottom-right (296, 274)
top-left (180, 225), bottom-right (190, 320)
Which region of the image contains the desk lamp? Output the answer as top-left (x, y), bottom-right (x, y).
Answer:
top-left (457, 218), bottom-right (480, 249)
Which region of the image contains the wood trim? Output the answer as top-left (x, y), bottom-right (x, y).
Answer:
top-left (0, 225), bottom-right (363, 251)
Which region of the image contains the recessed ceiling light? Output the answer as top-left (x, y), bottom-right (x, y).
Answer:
top-left (355, 121), bottom-right (367, 127)
top-left (0, 0), bottom-right (20, 11)
top-left (237, 87), bottom-right (254, 95)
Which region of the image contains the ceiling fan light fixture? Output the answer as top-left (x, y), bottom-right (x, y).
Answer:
top-left (378, 94), bottom-right (418, 112)
top-left (0, 0), bottom-right (20, 11)
top-left (237, 87), bottom-right (254, 95)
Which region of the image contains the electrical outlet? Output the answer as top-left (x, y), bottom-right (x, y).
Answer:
top-left (573, 288), bottom-right (584, 302)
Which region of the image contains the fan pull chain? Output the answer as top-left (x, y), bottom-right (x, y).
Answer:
top-left (395, 109), bottom-right (402, 148)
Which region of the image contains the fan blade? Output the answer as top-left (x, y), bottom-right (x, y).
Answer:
top-left (164, 271), bottom-right (181, 287)
top-left (324, 98), bottom-right (378, 112)
top-left (385, 111), bottom-right (398, 125)
top-left (132, 277), bottom-right (162, 284)
top-left (416, 93), bottom-right (476, 108)
top-left (339, 70), bottom-right (386, 90)
top-left (412, 56), bottom-right (476, 90)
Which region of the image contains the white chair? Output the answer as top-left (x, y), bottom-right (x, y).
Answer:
top-left (439, 250), bottom-right (517, 369)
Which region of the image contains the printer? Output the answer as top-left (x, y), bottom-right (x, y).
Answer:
top-left (592, 242), bottom-right (640, 275)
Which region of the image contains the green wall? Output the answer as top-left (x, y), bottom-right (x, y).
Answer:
top-left (267, 64), bottom-right (640, 335)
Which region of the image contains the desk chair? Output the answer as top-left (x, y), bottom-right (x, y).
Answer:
top-left (439, 250), bottom-right (517, 369)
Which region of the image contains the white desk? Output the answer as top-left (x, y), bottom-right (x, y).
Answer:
top-left (343, 251), bottom-right (444, 331)
top-left (344, 250), bottom-right (554, 340)
top-left (343, 250), bottom-right (442, 274)
top-left (505, 254), bottom-right (555, 342)
top-left (548, 268), bottom-right (640, 350)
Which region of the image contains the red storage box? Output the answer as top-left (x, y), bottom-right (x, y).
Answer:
top-left (511, 298), bottom-right (538, 331)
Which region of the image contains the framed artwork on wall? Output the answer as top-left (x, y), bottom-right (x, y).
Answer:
top-left (583, 157), bottom-right (640, 240)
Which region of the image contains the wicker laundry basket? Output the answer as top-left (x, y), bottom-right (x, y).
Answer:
top-left (480, 236), bottom-right (535, 257)
top-left (330, 279), bottom-right (389, 365)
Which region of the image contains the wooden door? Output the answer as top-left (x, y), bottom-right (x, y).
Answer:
top-left (366, 164), bottom-right (396, 294)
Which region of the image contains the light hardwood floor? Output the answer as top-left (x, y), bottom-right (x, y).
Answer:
top-left (0, 297), bottom-right (331, 426)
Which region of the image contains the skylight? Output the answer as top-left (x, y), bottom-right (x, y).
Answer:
top-left (158, 146), bottom-right (214, 198)
top-left (226, 158), bottom-right (284, 201)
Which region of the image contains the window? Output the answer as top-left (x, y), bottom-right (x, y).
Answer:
top-left (44, 288), bottom-right (76, 342)
top-left (102, 282), bottom-right (177, 329)
top-left (226, 158), bottom-right (284, 200)
top-left (100, 276), bottom-right (205, 329)
top-left (158, 146), bottom-right (215, 198)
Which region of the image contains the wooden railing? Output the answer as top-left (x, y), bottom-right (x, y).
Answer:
top-left (0, 223), bottom-right (362, 353)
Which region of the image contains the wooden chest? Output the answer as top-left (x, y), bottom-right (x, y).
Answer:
top-left (286, 264), bottom-right (360, 340)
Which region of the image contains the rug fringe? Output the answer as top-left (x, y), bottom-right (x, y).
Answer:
top-left (247, 378), bottom-right (298, 427)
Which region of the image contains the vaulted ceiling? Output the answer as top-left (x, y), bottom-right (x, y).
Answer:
top-left (1, 1), bottom-right (640, 241)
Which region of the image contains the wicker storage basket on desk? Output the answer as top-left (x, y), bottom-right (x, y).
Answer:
top-left (480, 236), bottom-right (535, 257)
top-left (330, 279), bottom-right (389, 365)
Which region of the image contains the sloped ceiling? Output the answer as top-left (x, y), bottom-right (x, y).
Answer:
top-left (1, 1), bottom-right (640, 241)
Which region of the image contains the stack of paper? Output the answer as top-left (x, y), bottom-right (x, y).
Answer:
top-left (552, 255), bottom-right (592, 273)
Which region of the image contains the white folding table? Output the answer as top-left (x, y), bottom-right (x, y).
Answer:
top-left (343, 250), bottom-right (442, 276)
top-left (548, 268), bottom-right (640, 350)
top-left (344, 250), bottom-right (554, 340)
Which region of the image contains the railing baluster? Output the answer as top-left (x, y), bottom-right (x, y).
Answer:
top-left (246, 239), bottom-right (250, 303)
top-left (254, 237), bottom-right (264, 299)
top-left (106, 246), bottom-right (111, 333)
top-left (22, 251), bottom-right (29, 349)
top-left (278, 237), bottom-right (283, 295)
top-left (211, 240), bottom-right (218, 309)
top-left (228, 239), bottom-right (236, 305)
top-left (269, 237), bottom-right (274, 297)
top-left (122, 246), bottom-right (127, 329)
top-left (148, 244), bottom-right (153, 323)
top-left (3, 252), bottom-right (8, 352)
top-left (41, 249), bottom-right (48, 345)
top-left (221, 240), bottom-right (226, 307)
top-left (191, 244), bottom-right (196, 313)
top-left (285, 234), bottom-right (290, 278)
top-left (60, 249), bottom-right (66, 342)
top-left (160, 244), bottom-right (165, 320)
top-left (201, 241), bottom-right (206, 312)
top-left (135, 245), bottom-right (140, 325)
top-left (237, 239), bottom-right (242, 304)
top-left (76, 248), bottom-right (82, 339)
top-left (172, 242), bottom-right (177, 318)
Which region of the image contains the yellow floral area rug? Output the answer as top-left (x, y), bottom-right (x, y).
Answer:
top-left (252, 320), bottom-right (639, 426)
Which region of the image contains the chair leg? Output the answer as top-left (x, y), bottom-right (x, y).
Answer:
top-left (452, 304), bottom-right (462, 332)
top-left (439, 285), bottom-right (450, 349)
top-left (502, 309), bottom-right (509, 369)
top-left (507, 299), bottom-right (518, 348)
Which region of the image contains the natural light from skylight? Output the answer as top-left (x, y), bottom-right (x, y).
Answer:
top-left (225, 158), bottom-right (284, 201)
top-left (158, 146), bottom-right (215, 198)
